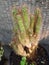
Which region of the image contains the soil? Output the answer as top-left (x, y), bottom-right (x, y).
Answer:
top-left (0, 55), bottom-right (8, 65)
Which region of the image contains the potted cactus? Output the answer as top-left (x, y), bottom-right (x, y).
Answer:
top-left (10, 5), bottom-right (49, 65)
top-left (10, 5), bottom-right (42, 57)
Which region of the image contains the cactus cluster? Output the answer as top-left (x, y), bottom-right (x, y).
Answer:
top-left (11, 5), bottom-right (42, 56)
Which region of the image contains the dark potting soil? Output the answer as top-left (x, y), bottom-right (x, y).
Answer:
top-left (10, 44), bottom-right (49, 65)
top-left (0, 55), bottom-right (8, 65)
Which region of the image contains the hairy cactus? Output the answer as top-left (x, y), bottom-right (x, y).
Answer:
top-left (34, 8), bottom-right (42, 35)
top-left (11, 6), bottom-right (42, 57)
top-left (21, 6), bottom-right (30, 31)
top-left (29, 15), bottom-right (34, 36)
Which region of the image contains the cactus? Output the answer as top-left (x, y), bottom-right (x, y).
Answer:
top-left (11, 6), bottom-right (42, 57)
top-left (16, 14), bottom-right (30, 47)
top-left (35, 15), bottom-right (42, 34)
top-left (12, 8), bottom-right (30, 48)
top-left (21, 6), bottom-right (30, 31)
top-left (12, 8), bottom-right (22, 43)
top-left (16, 14), bottom-right (26, 36)
top-left (30, 15), bottom-right (34, 35)
top-left (34, 8), bottom-right (42, 35)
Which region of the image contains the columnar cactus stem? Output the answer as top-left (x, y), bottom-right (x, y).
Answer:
top-left (12, 8), bottom-right (31, 48)
top-left (16, 14), bottom-right (31, 47)
top-left (16, 14), bottom-right (26, 37)
top-left (21, 6), bottom-right (30, 31)
top-left (34, 8), bottom-right (42, 35)
top-left (30, 15), bottom-right (34, 35)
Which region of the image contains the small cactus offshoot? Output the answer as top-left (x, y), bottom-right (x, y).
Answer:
top-left (0, 46), bottom-right (4, 61)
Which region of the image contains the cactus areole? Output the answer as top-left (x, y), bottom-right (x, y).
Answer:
top-left (11, 5), bottom-right (42, 57)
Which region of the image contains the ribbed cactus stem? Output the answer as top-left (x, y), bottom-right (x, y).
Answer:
top-left (16, 14), bottom-right (27, 39)
top-left (22, 6), bottom-right (30, 31)
top-left (34, 8), bottom-right (42, 35)
top-left (12, 8), bottom-right (23, 45)
top-left (16, 14), bottom-right (30, 47)
top-left (16, 15), bottom-right (26, 36)
top-left (36, 15), bottom-right (42, 34)
top-left (12, 8), bottom-right (19, 32)
top-left (12, 8), bottom-right (30, 47)
top-left (30, 15), bottom-right (34, 35)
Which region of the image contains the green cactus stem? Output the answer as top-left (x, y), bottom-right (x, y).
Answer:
top-left (16, 15), bottom-right (26, 36)
top-left (22, 6), bottom-right (30, 31)
top-left (34, 8), bottom-right (42, 35)
top-left (30, 15), bottom-right (34, 35)
top-left (12, 8), bottom-right (30, 47)
top-left (35, 15), bottom-right (42, 34)
top-left (16, 14), bottom-right (30, 47)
